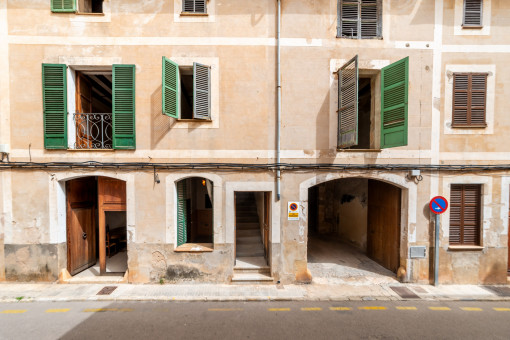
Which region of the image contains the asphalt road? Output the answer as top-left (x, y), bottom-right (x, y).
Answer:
top-left (1, 300), bottom-right (510, 339)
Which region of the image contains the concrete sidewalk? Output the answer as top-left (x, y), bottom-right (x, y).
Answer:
top-left (0, 282), bottom-right (509, 303)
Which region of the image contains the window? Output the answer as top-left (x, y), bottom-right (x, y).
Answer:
top-left (182, 0), bottom-right (207, 14)
top-left (162, 57), bottom-right (211, 120)
top-left (51, 0), bottom-right (76, 12)
top-left (452, 73), bottom-right (487, 128)
top-left (337, 55), bottom-right (409, 150)
top-left (78, 0), bottom-right (103, 14)
top-left (176, 177), bottom-right (214, 250)
top-left (337, 0), bottom-right (382, 39)
top-left (449, 184), bottom-right (482, 246)
top-left (463, 0), bottom-right (483, 27)
top-left (51, 0), bottom-right (103, 14)
top-left (42, 64), bottom-right (136, 150)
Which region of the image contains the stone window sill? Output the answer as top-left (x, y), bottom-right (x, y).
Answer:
top-left (174, 243), bottom-right (213, 252)
top-left (76, 12), bottom-right (105, 16)
top-left (337, 149), bottom-right (382, 153)
top-left (448, 245), bottom-right (484, 251)
top-left (180, 12), bottom-right (208, 17)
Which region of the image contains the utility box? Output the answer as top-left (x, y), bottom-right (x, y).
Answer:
top-left (409, 246), bottom-right (426, 259)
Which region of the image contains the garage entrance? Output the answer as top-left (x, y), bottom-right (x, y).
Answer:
top-left (307, 178), bottom-right (401, 284)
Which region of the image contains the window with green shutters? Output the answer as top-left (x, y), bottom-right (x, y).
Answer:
top-left (42, 63), bottom-right (136, 150)
top-left (162, 57), bottom-right (211, 120)
top-left (336, 56), bottom-right (408, 150)
top-left (177, 180), bottom-right (188, 247)
top-left (51, 0), bottom-right (76, 13)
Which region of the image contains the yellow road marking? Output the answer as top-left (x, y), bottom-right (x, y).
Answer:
top-left (494, 308), bottom-right (510, 312)
top-left (396, 307), bottom-right (417, 310)
top-left (208, 308), bottom-right (243, 312)
top-left (358, 307), bottom-right (386, 310)
top-left (329, 307), bottom-right (352, 311)
top-left (301, 307), bottom-right (322, 311)
top-left (46, 309), bottom-right (70, 313)
top-left (118, 308), bottom-right (133, 312)
top-left (429, 307), bottom-right (451, 311)
top-left (268, 308), bottom-right (290, 312)
top-left (1, 310), bottom-right (27, 314)
top-left (461, 307), bottom-right (483, 312)
top-left (83, 308), bottom-right (118, 312)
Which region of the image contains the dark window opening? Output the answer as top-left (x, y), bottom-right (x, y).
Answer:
top-left (79, 0), bottom-right (103, 14)
top-left (351, 77), bottom-right (372, 149)
top-left (179, 67), bottom-right (194, 119)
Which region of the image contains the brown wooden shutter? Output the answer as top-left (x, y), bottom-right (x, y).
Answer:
top-left (452, 73), bottom-right (487, 127)
top-left (463, 0), bottom-right (483, 27)
top-left (450, 184), bottom-right (481, 246)
top-left (338, 0), bottom-right (381, 39)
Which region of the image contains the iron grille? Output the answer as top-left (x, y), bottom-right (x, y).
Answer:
top-left (73, 112), bottom-right (113, 149)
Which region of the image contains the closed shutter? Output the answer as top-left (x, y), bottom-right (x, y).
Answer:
top-left (177, 180), bottom-right (188, 247)
top-left (452, 73), bottom-right (487, 127)
top-left (463, 0), bottom-right (483, 27)
top-left (450, 184), bottom-right (481, 246)
top-left (380, 57), bottom-right (409, 149)
top-left (338, 0), bottom-right (381, 39)
top-left (162, 57), bottom-right (180, 119)
top-left (112, 64), bottom-right (136, 149)
top-left (337, 56), bottom-right (359, 149)
top-left (51, 0), bottom-right (76, 12)
top-left (183, 0), bottom-right (207, 14)
top-left (193, 62), bottom-right (211, 120)
top-left (42, 64), bottom-right (67, 149)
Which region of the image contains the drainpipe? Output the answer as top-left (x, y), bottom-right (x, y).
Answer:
top-left (276, 0), bottom-right (281, 201)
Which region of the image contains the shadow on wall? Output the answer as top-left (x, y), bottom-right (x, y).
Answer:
top-left (151, 85), bottom-right (175, 149)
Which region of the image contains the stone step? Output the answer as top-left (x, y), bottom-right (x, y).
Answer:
top-left (231, 272), bottom-right (273, 284)
top-left (236, 217), bottom-right (259, 223)
top-left (236, 235), bottom-right (262, 244)
top-left (236, 223), bottom-right (260, 230)
top-left (236, 229), bottom-right (260, 237)
top-left (235, 256), bottom-right (269, 270)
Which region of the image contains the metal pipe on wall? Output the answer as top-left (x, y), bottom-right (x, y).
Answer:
top-left (276, 0), bottom-right (281, 201)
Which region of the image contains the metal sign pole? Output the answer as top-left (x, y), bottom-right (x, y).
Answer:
top-left (434, 213), bottom-right (440, 287)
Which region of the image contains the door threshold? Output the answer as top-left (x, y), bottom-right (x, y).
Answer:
top-left (60, 269), bottom-right (128, 284)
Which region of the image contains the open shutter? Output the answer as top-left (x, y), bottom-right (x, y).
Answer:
top-left (177, 180), bottom-right (188, 247)
top-left (463, 0), bottom-right (483, 27)
top-left (380, 57), bottom-right (408, 149)
top-left (162, 57), bottom-right (179, 119)
top-left (337, 55), bottom-right (358, 149)
top-left (42, 64), bottom-right (67, 149)
top-left (112, 64), bottom-right (136, 149)
top-left (51, 0), bottom-right (76, 12)
top-left (193, 62), bottom-right (211, 120)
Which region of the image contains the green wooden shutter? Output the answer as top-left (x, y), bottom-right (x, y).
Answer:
top-left (162, 57), bottom-right (180, 119)
top-left (51, 0), bottom-right (76, 12)
top-left (337, 55), bottom-right (359, 149)
top-left (177, 180), bottom-right (188, 247)
top-left (42, 64), bottom-right (67, 149)
top-left (380, 57), bottom-right (408, 149)
top-left (193, 62), bottom-right (211, 120)
top-left (112, 64), bottom-right (136, 149)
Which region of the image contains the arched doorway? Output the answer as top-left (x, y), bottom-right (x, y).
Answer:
top-left (66, 176), bottom-right (127, 279)
top-left (307, 178), bottom-right (401, 283)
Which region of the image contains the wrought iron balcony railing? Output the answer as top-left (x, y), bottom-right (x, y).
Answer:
top-left (73, 112), bottom-right (113, 150)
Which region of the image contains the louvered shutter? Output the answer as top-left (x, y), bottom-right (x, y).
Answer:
top-left (380, 57), bottom-right (409, 149)
top-left (337, 56), bottom-right (359, 148)
top-left (193, 62), bottom-right (211, 120)
top-left (42, 64), bottom-right (67, 149)
top-left (112, 64), bottom-right (136, 149)
top-left (162, 57), bottom-right (179, 119)
top-left (452, 73), bottom-right (487, 127)
top-left (338, 0), bottom-right (381, 39)
top-left (450, 184), bottom-right (481, 246)
top-left (183, 0), bottom-right (207, 14)
top-left (51, 0), bottom-right (76, 12)
top-left (463, 0), bottom-right (483, 27)
top-left (177, 180), bottom-right (188, 247)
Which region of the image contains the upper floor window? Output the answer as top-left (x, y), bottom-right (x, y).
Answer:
top-left (51, 0), bottom-right (104, 14)
top-left (183, 0), bottom-right (207, 14)
top-left (337, 0), bottom-right (382, 39)
top-left (463, 0), bottom-right (483, 27)
top-left (452, 73), bottom-right (487, 128)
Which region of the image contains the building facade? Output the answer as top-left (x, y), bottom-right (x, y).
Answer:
top-left (0, 0), bottom-right (509, 285)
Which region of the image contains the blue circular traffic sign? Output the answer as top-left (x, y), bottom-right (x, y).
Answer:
top-left (429, 196), bottom-right (448, 214)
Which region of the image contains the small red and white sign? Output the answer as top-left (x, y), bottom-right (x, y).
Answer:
top-left (429, 196), bottom-right (448, 215)
top-left (288, 202), bottom-right (299, 221)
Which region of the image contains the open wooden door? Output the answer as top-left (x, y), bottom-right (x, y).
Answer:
top-left (66, 177), bottom-right (97, 276)
top-left (367, 180), bottom-right (401, 273)
top-left (263, 192), bottom-right (270, 261)
top-left (75, 72), bottom-right (93, 149)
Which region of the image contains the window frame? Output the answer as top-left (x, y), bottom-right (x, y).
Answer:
top-left (337, 0), bottom-right (382, 39)
top-left (451, 72), bottom-right (488, 128)
top-left (449, 184), bottom-right (482, 246)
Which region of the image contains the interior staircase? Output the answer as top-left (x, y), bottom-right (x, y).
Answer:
top-left (232, 192), bottom-right (273, 284)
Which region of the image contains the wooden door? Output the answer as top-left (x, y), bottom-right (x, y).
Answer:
top-left (367, 180), bottom-right (401, 273)
top-left (75, 72), bottom-right (93, 149)
top-left (66, 177), bottom-right (97, 276)
top-left (263, 192), bottom-right (270, 261)
top-left (98, 177), bottom-right (126, 274)
top-left (234, 193), bottom-right (237, 262)
top-left (508, 187), bottom-right (510, 274)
